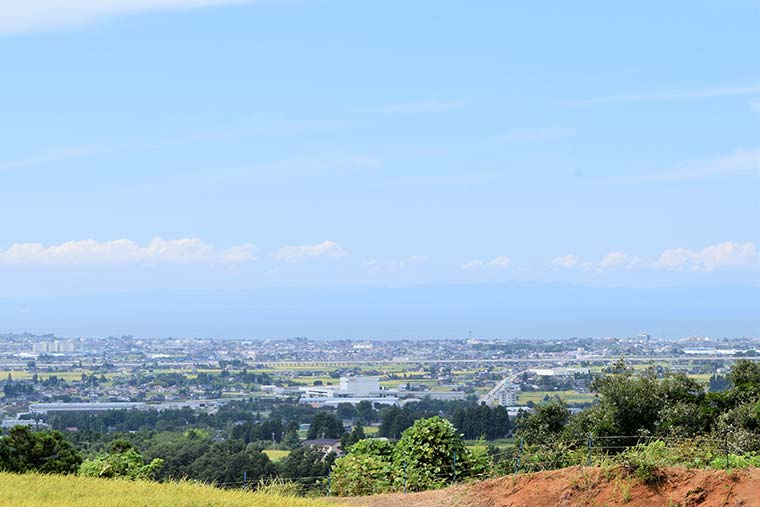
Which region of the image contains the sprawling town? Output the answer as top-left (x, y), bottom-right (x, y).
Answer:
top-left (1, 332), bottom-right (755, 431)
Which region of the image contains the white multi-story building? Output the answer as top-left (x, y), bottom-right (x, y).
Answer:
top-left (32, 340), bottom-right (77, 354)
top-left (480, 377), bottom-right (520, 407)
top-left (497, 388), bottom-right (518, 406)
top-left (299, 376), bottom-right (390, 405)
top-left (339, 376), bottom-right (380, 396)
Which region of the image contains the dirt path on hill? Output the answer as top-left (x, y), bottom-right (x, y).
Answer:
top-left (338, 466), bottom-right (760, 507)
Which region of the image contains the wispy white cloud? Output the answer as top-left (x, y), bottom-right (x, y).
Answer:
top-left (243, 155), bottom-right (381, 175)
top-left (0, 147), bottom-right (116, 172)
top-left (637, 149), bottom-right (760, 182)
top-left (221, 243), bottom-right (257, 263)
top-left (0, 237), bottom-right (257, 266)
top-left (500, 127), bottom-right (574, 144)
top-left (0, 0), bottom-right (258, 34)
top-left (273, 240), bottom-right (347, 261)
top-left (355, 100), bottom-right (468, 115)
top-left (462, 256), bottom-right (511, 271)
top-left (562, 82), bottom-right (760, 106)
top-left (362, 255), bottom-right (430, 274)
top-left (551, 254), bottom-right (583, 269)
top-left (0, 121), bottom-right (341, 174)
top-left (551, 252), bottom-right (641, 271)
top-left (554, 242), bottom-right (760, 273)
top-left (597, 252), bottom-right (643, 270)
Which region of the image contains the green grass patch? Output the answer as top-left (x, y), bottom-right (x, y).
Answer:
top-left (263, 449), bottom-right (291, 462)
top-left (0, 472), bottom-right (335, 507)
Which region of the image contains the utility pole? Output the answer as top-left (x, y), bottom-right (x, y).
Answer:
top-left (272, 432), bottom-right (276, 451)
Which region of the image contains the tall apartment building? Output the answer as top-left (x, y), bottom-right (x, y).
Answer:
top-left (32, 340), bottom-right (77, 354)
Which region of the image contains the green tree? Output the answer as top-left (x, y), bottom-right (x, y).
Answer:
top-left (453, 403), bottom-right (512, 440)
top-left (356, 400), bottom-right (378, 424)
top-left (186, 439), bottom-right (276, 487)
top-left (0, 426), bottom-right (82, 474)
top-left (378, 406), bottom-right (414, 439)
top-left (336, 403), bottom-right (358, 421)
top-left (340, 421), bottom-right (366, 450)
top-left (278, 445), bottom-right (335, 485)
top-left (562, 367), bottom-right (707, 447)
top-left (139, 431), bottom-right (211, 481)
top-left (728, 360), bottom-right (760, 403)
top-left (516, 398), bottom-right (569, 445)
top-left (282, 421), bottom-right (301, 450)
top-left (306, 412), bottom-right (344, 439)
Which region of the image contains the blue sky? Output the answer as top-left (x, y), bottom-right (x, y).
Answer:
top-left (1, 0), bottom-right (759, 298)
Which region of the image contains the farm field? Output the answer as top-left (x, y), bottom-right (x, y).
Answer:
top-left (518, 390), bottom-right (595, 405)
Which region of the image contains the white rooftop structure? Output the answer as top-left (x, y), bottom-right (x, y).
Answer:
top-left (299, 397), bottom-right (398, 407)
top-left (299, 375), bottom-right (386, 400)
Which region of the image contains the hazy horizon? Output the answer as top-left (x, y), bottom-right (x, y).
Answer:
top-left (1, 1), bottom-right (758, 338)
top-left (3, 282), bottom-right (759, 340)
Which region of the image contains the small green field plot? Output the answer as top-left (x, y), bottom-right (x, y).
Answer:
top-left (518, 390), bottom-right (595, 405)
top-left (451, 369), bottom-right (481, 375)
top-left (263, 449), bottom-right (290, 462)
top-left (287, 376), bottom-right (336, 386)
top-left (0, 371), bottom-right (97, 382)
top-left (688, 373), bottom-right (712, 385)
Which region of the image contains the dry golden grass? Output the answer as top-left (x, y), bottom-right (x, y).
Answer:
top-left (0, 473), bottom-right (339, 507)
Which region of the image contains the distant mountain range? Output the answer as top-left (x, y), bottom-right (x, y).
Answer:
top-left (1, 283), bottom-right (758, 339)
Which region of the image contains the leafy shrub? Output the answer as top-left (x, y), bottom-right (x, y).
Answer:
top-left (709, 453), bottom-right (760, 469)
top-left (330, 453), bottom-right (392, 496)
top-left (78, 448), bottom-right (164, 480)
top-left (347, 438), bottom-right (394, 458)
top-left (391, 416), bottom-right (475, 492)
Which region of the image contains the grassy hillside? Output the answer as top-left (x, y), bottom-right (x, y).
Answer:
top-left (0, 473), bottom-right (337, 507)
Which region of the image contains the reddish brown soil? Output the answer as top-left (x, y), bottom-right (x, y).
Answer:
top-left (341, 466), bottom-right (760, 507)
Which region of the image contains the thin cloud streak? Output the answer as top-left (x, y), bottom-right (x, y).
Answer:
top-left (0, 121), bottom-right (341, 174)
top-left (352, 100), bottom-right (468, 115)
top-left (500, 126), bottom-right (574, 144)
top-left (0, 0), bottom-right (259, 34)
top-left (561, 83), bottom-right (760, 106)
top-left (0, 147), bottom-right (117, 172)
top-left (635, 149), bottom-right (760, 182)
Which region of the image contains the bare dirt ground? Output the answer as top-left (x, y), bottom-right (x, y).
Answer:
top-left (339, 466), bottom-right (760, 507)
